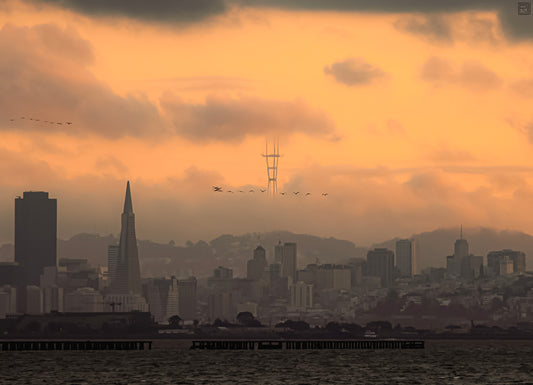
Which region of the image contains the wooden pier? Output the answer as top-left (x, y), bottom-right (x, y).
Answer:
top-left (0, 340), bottom-right (152, 351)
top-left (190, 340), bottom-right (424, 350)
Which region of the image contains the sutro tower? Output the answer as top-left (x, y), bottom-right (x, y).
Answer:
top-left (262, 139), bottom-right (280, 197)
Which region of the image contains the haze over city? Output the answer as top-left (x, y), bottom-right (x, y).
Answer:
top-left (2, 1), bottom-right (533, 247)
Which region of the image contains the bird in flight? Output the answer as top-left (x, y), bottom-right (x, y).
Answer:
top-left (239, 190), bottom-right (244, 193)
top-left (322, 193), bottom-right (328, 197)
top-left (260, 189), bottom-right (266, 193)
top-left (227, 190), bottom-right (233, 193)
top-left (66, 122), bottom-right (72, 125)
top-left (249, 189), bottom-right (254, 193)
top-left (293, 192), bottom-right (300, 195)
top-left (280, 192), bottom-right (286, 195)
top-left (212, 186), bottom-right (223, 192)
top-left (305, 193), bottom-right (311, 196)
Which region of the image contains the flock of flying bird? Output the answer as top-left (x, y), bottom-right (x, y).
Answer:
top-left (212, 186), bottom-right (328, 197)
top-left (8, 116), bottom-right (73, 126)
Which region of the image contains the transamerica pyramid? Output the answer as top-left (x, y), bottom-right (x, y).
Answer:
top-left (111, 181), bottom-right (142, 295)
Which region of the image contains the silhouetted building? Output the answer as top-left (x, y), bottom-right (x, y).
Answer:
top-left (247, 245), bottom-right (268, 281)
top-left (279, 242), bottom-right (297, 282)
top-left (0, 286), bottom-right (16, 317)
top-left (65, 287), bottom-right (104, 312)
top-left (213, 266), bottom-right (233, 279)
top-left (487, 250), bottom-right (526, 276)
top-left (396, 239), bottom-right (415, 277)
top-left (366, 248), bottom-right (394, 287)
top-left (178, 277), bottom-right (197, 320)
top-left (297, 264), bottom-right (318, 285)
top-left (316, 264), bottom-right (351, 291)
top-left (447, 228), bottom-right (469, 277)
top-left (460, 255), bottom-right (483, 280)
top-left (107, 245), bottom-right (119, 285)
top-left (143, 277), bottom-right (179, 324)
top-left (347, 258), bottom-right (364, 287)
top-left (15, 191), bottom-right (57, 286)
top-left (269, 263), bottom-right (281, 281)
top-left (26, 285), bottom-right (43, 315)
top-left (289, 281), bottom-right (313, 311)
top-left (274, 241), bottom-right (284, 263)
top-left (208, 291), bottom-right (233, 321)
top-left (110, 182), bottom-right (142, 295)
top-left (0, 262), bottom-right (22, 286)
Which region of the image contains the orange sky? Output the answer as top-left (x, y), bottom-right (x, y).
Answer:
top-left (2, 1), bottom-right (533, 253)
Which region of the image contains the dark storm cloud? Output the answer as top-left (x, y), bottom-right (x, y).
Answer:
top-left (394, 14), bottom-right (453, 42)
top-left (324, 58), bottom-right (385, 86)
top-left (27, 0), bottom-right (533, 40)
top-left (160, 93), bottom-right (337, 143)
top-left (30, 0), bottom-right (228, 23)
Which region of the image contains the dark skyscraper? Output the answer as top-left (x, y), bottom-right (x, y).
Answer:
top-left (111, 181), bottom-right (142, 295)
top-left (15, 191), bottom-right (57, 285)
top-left (366, 248), bottom-right (394, 287)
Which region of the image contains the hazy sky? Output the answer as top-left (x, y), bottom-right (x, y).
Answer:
top-left (1, 0), bottom-right (533, 246)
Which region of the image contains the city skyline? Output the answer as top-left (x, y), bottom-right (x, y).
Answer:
top-left (3, 2), bottom-right (533, 246)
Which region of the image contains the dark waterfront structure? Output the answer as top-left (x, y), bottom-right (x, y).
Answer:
top-left (190, 340), bottom-right (424, 350)
top-left (110, 182), bottom-right (142, 295)
top-left (15, 191), bottom-right (57, 286)
top-left (0, 340), bottom-right (152, 351)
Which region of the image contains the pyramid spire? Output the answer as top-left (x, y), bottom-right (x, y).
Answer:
top-left (123, 181), bottom-right (133, 214)
top-left (460, 224), bottom-right (463, 240)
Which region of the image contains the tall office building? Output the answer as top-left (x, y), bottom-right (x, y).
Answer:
top-left (289, 281), bottom-right (313, 311)
top-left (280, 242), bottom-right (297, 282)
top-left (178, 277), bottom-right (197, 320)
top-left (15, 191), bottom-right (57, 286)
top-left (366, 248), bottom-right (395, 287)
top-left (110, 182), bottom-right (142, 295)
top-left (487, 250), bottom-right (526, 276)
top-left (447, 227), bottom-right (469, 277)
top-left (107, 245), bottom-right (119, 286)
top-left (247, 245), bottom-right (268, 280)
top-left (396, 239), bottom-right (415, 277)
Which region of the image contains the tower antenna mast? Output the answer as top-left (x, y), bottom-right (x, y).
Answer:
top-left (262, 138), bottom-right (280, 197)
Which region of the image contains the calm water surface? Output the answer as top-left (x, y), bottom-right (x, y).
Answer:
top-left (0, 340), bottom-right (532, 384)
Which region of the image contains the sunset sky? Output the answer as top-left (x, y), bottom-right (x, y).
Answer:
top-left (2, 0), bottom-right (533, 247)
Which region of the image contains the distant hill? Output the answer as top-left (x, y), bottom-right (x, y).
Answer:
top-left (1, 228), bottom-right (530, 277)
top-left (372, 227), bottom-right (533, 271)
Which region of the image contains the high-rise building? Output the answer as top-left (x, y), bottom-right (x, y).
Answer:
top-left (274, 241), bottom-right (284, 263)
top-left (107, 245), bottom-right (119, 286)
top-left (208, 291), bottom-right (233, 321)
top-left (280, 242), bottom-right (297, 282)
top-left (213, 266), bottom-right (233, 279)
top-left (143, 277), bottom-right (179, 324)
top-left (487, 250), bottom-right (526, 276)
top-left (247, 245), bottom-right (268, 281)
top-left (396, 239), bottom-right (415, 277)
top-left (366, 248), bottom-right (395, 287)
top-left (316, 264), bottom-right (351, 291)
top-left (460, 255), bottom-right (483, 279)
top-left (15, 191), bottom-right (57, 286)
top-left (447, 228), bottom-right (469, 277)
top-left (178, 277), bottom-right (197, 320)
top-left (110, 182), bottom-right (142, 295)
top-left (289, 281), bottom-right (313, 311)
top-left (26, 285), bottom-right (43, 314)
